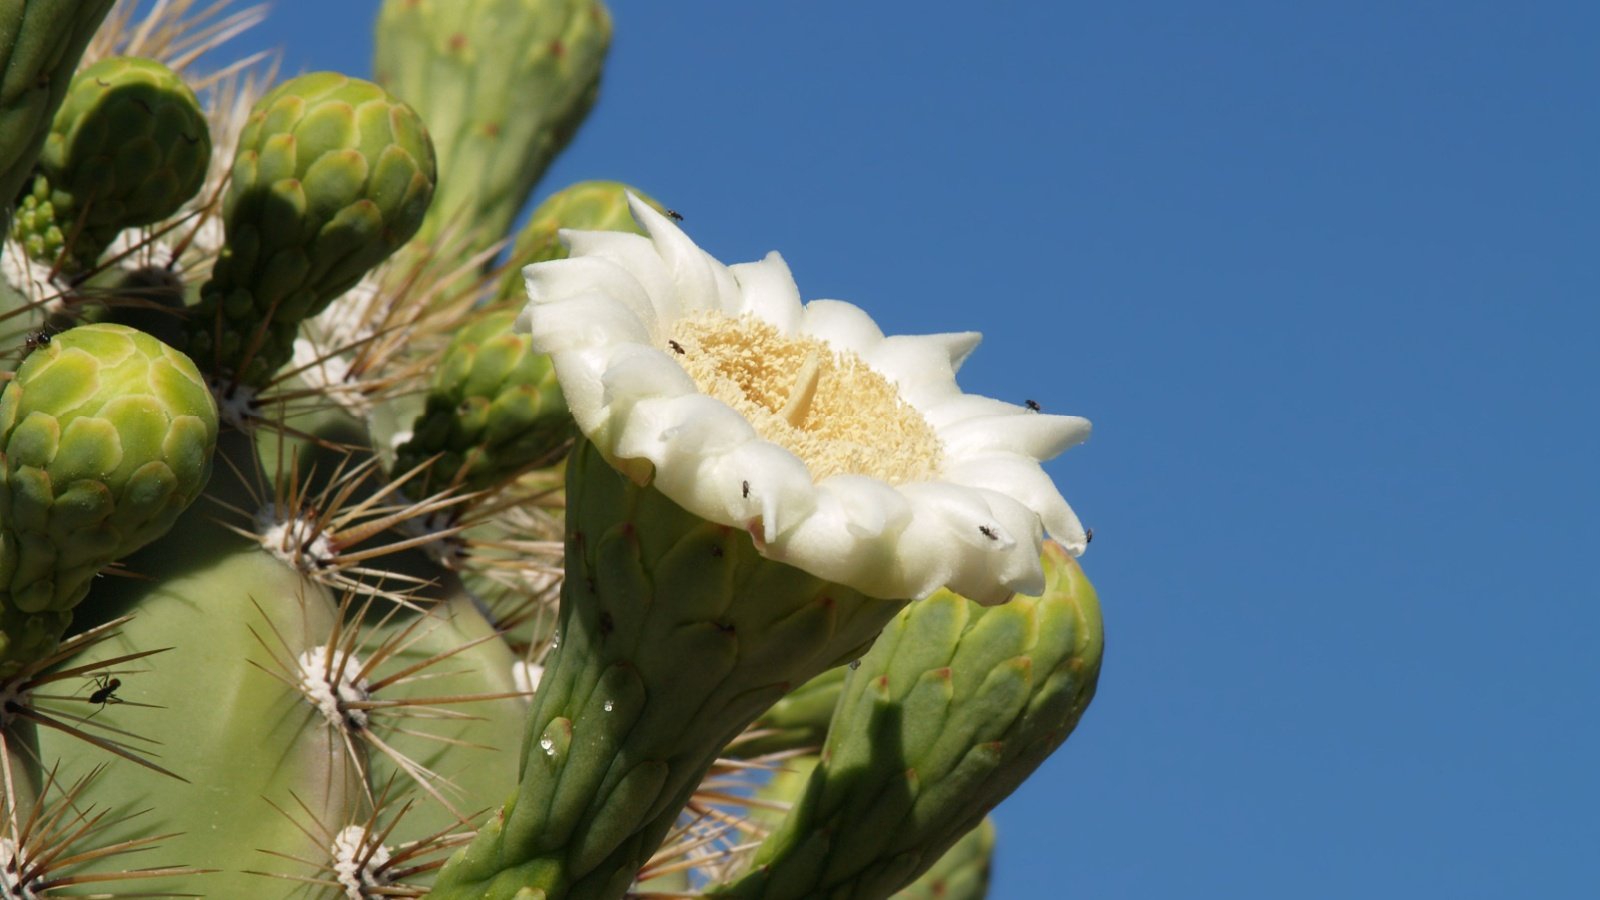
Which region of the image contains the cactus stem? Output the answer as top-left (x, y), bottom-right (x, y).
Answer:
top-left (252, 590), bottom-right (531, 825)
top-left (250, 779), bottom-right (473, 895)
top-left (0, 765), bottom-right (206, 894)
top-left (0, 618), bottom-right (183, 784)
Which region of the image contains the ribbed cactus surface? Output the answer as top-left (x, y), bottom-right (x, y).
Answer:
top-left (374, 0), bottom-right (612, 265)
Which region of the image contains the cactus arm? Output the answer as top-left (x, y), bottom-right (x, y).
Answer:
top-left (892, 818), bottom-right (995, 900)
top-left (711, 542), bottom-right (1102, 899)
top-left (35, 429), bottom-right (360, 895)
top-left (374, 0), bottom-right (612, 269)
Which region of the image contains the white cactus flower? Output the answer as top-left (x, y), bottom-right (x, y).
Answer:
top-left (518, 196), bottom-right (1090, 605)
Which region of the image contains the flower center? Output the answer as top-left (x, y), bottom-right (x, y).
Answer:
top-left (670, 312), bottom-right (943, 483)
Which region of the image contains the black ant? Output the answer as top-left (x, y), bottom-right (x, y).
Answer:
top-left (978, 525), bottom-right (999, 541)
top-left (668, 339), bottom-right (685, 355)
top-left (666, 209), bottom-right (684, 222)
top-left (22, 329), bottom-right (51, 354)
top-left (741, 480), bottom-right (750, 498)
top-left (1024, 399), bottom-right (1041, 412)
top-left (1085, 527), bottom-right (1095, 545)
top-left (85, 674), bottom-right (123, 718)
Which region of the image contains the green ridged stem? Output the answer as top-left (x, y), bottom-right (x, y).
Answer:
top-left (392, 308), bottom-right (571, 495)
top-left (712, 542), bottom-right (1103, 899)
top-left (893, 819), bottom-right (994, 900)
top-left (494, 180), bottom-right (663, 303)
top-left (747, 756), bottom-right (996, 900)
top-left (184, 71), bottom-right (436, 388)
top-left (428, 439), bottom-right (908, 899)
top-left (35, 431), bottom-right (361, 895)
top-left (0, 323), bottom-right (217, 677)
top-left (11, 56), bottom-right (211, 273)
top-left (363, 587), bottom-right (527, 861)
top-left (374, 0), bottom-right (612, 267)
top-left (727, 665), bottom-right (847, 758)
top-left (0, 0), bottom-right (117, 231)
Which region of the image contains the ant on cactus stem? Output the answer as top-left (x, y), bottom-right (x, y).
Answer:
top-left (85, 674), bottom-right (123, 718)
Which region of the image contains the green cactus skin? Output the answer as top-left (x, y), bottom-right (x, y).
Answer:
top-left (362, 588), bottom-right (528, 858)
top-left (0, 323), bottom-right (217, 677)
top-left (427, 439), bottom-right (909, 900)
top-left (34, 457), bottom-right (363, 896)
top-left (710, 541), bottom-right (1102, 899)
top-left (728, 664), bottom-right (847, 758)
top-left (893, 819), bottom-right (995, 900)
top-left (11, 56), bottom-right (211, 273)
top-left (751, 757), bottom-right (997, 900)
top-left (494, 180), bottom-right (663, 303)
top-left (183, 71), bottom-right (436, 389)
top-left (374, 0), bottom-right (612, 264)
top-left (392, 308), bottom-right (572, 496)
top-left (0, 1), bottom-right (117, 231)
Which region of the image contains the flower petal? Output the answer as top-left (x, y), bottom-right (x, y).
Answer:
top-left (939, 412), bottom-right (1092, 461)
top-left (629, 194), bottom-right (744, 316)
top-left (523, 256), bottom-right (660, 340)
top-left (941, 453), bottom-right (1087, 551)
top-left (729, 252), bottom-right (803, 334)
top-left (799, 299), bottom-right (886, 355)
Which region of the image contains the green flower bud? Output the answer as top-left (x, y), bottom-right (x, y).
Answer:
top-left (185, 72), bottom-right (436, 388)
top-left (12, 56), bottom-right (211, 272)
top-left (713, 541), bottom-right (1103, 899)
top-left (0, 1), bottom-right (117, 231)
top-left (394, 308), bottom-right (571, 495)
top-left (0, 323), bottom-right (217, 675)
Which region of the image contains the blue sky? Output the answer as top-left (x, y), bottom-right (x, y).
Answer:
top-left (237, 2), bottom-right (1597, 896)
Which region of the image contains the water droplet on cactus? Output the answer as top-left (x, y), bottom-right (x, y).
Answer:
top-left (603, 699), bottom-right (614, 712)
top-left (539, 736), bottom-right (555, 756)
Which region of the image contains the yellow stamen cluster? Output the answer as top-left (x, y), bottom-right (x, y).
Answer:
top-left (670, 311), bottom-right (943, 483)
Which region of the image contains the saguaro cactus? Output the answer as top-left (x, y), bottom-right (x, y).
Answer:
top-left (0, 4), bottom-right (1105, 898)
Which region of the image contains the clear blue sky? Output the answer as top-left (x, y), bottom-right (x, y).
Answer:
top-left (236, 2), bottom-right (1597, 896)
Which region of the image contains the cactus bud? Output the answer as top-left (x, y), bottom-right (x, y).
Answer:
top-left (185, 72), bottom-right (436, 388)
top-left (12, 56), bottom-right (211, 273)
top-left (393, 308), bottom-right (572, 496)
top-left (0, 323), bottom-right (217, 675)
top-left (713, 542), bottom-right (1103, 898)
